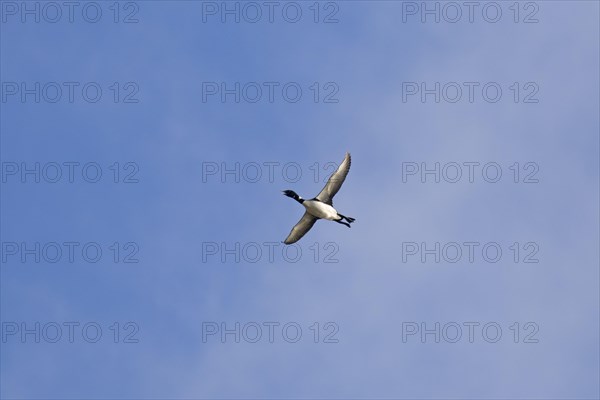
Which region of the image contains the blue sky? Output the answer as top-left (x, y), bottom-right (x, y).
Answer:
top-left (1, 1), bottom-right (599, 399)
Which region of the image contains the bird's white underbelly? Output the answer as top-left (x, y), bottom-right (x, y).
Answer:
top-left (304, 200), bottom-right (339, 220)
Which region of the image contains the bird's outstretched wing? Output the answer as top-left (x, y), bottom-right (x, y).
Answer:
top-left (316, 152), bottom-right (351, 205)
top-left (284, 212), bottom-right (318, 244)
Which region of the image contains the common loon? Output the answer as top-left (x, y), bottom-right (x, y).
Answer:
top-left (282, 152), bottom-right (355, 245)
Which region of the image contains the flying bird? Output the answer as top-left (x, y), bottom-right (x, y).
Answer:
top-left (282, 152), bottom-right (355, 244)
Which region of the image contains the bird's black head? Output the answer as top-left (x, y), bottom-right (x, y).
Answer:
top-left (282, 190), bottom-right (303, 203)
